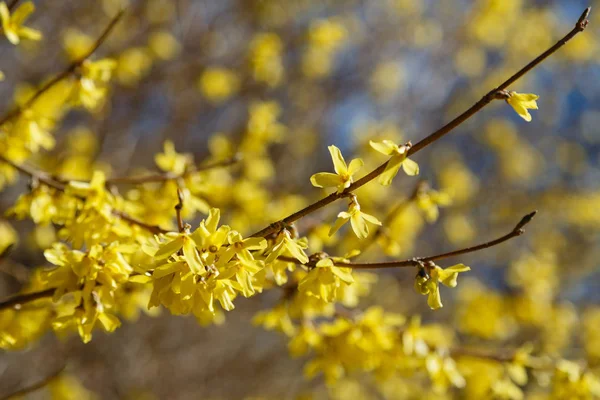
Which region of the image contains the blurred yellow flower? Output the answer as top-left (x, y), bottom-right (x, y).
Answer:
top-left (0, 1), bottom-right (41, 45)
top-left (155, 140), bottom-right (192, 175)
top-left (148, 30), bottom-right (180, 60)
top-left (62, 28), bottom-right (94, 60)
top-left (198, 67), bottom-right (240, 104)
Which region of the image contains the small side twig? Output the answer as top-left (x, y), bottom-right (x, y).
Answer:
top-left (339, 211), bottom-right (537, 269)
top-left (105, 155), bottom-right (241, 185)
top-left (175, 188), bottom-right (185, 233)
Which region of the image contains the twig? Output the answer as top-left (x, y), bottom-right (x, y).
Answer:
top-left (449, 347), bottom-right (515, 363)
top-left (0, 9), bottom-right (125, 126)
top-left (175, 188), bottom-right (184, 233)
top-left (249, 8), bottom-right (590, 239)
top-left (0, 364), bottom-right (66, 400)
top-left (337, 211), bottom-right (536, 269)
top-left (0, 154), bottom-right (169, 234)
top-left (105, 154), bottom-right (240, 185)
top-left (0, 288), bottom-right (54, 311)
top-left (111, 210), bottom-right (168, 235)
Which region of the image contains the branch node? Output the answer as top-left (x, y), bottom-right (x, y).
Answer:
top-left (577, 7), bottom-right (592, 31)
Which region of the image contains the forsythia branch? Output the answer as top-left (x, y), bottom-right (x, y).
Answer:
top-left (0, 154), bottom-right (169, 235)
top-left (249, 7), bottom-right (590, 239)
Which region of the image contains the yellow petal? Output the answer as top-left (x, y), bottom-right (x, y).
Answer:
top-left (378, 154), bottom-right (404, 186)
top-left (328, 215), bottom-right (350, 236)
top-left (328, 145), bottom-right (347, 175)
top-left (369, 140), bottom-right (396, 155)
top-left (154, 236), bottom-right (184, 260)
top-left (350, 212), bottom-right (369, 239)
top-left (98, 313), bottom-right (121, 332)
top-left (183, 237), bottom-right (204, 274)
top-left (18, 26), bottom-right (41, 41)
top-left (347, 158), bottom-right (364, 175)
top-left (401, 158), bottom-right (419, 176)
top-left (361, 211), bottom-right (382, 226)
top-left (426, 282), bottom-right (443, 309)
top-left (0, 2), bottom-right (10, 24)
top-left (310, 172), bottom-right (342, 188)
top-left (12, 2), bottom-right (35, 25)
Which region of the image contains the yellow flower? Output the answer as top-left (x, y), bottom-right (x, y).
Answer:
top-left (414, 263), bottom-right (471, 309)
top-left (369, 140), bottom-right (419, 185)
top-left (416, 187), bottom-right (452, 223)
top-left (0, 1), bottom-right (41, 45)
top-left (298, 257), bottom-right (354, 302)
top-left (265, 229), bottom-right (309, 264)
top-left (198, 67), bottom-right (240, 104)
top-left (310, 145), bottom-right (363, 193)
top-left (73, 58), bottom-right (117, 111)
top-left (62, 28), bottom-right (93, 61)
top-left (155, 140), bottom-right (192, 175)
top-left (329, 200), bottom-right (381, 239)
top-left (506, 91), bottom-right (539, 122)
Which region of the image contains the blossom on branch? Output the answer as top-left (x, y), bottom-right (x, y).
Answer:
top-left (506, 91), bottom-right (539, 122)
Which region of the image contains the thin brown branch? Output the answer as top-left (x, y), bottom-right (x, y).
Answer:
top-left (111, 210), bottom-right (168, 235)
top-left (0, 154), bottom-right (66, 191)
top-left (0, 9), bottom-right (125, 126)
top-left (175, 188), bottom-right (185, 233)
top-left (105, 154), bottom-right (240, 185)
top-left (249, 8), bottom-right (590, 239)
top-left (0, 364), bottom-right (66, 400)
top-left (0, 155), bottom-right (169, 235)
top-left (338, 211), bottom-right (536, 269)
top-left (0, 288), bottom-right (55, 311)
top-left (449, 347), bottom-right (515, 363)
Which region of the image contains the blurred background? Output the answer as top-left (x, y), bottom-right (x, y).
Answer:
top-left (0, 0), bottom-right (599, 398)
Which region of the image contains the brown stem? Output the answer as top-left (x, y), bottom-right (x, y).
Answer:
top-left (175, 188), bottom-right (185, 233)
top-left (0, 9), bottom-right (125, 126)
top-left (111, 210), bottom-right (168, 235)
top-left (105, 154), bottom-right (240, 185)
top-left (0, 154), bottom-right (66, 191)
top-left (449, 347), bottom-right (515, 363)
top-left (249, 8), bottom-right (590, 239)
top-left (338, 211), bottom-right (536, 269)
top-left (0, 288), bottom-right (55, 311)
